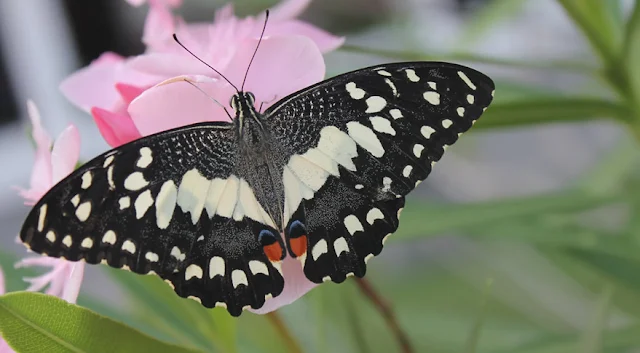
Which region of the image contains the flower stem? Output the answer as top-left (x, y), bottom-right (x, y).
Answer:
top-left (266, 312), bottom-right (303, 353)
top-left (354, 278), bottom-right (414, 353)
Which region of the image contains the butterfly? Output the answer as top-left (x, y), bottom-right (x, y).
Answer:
top-left (19, 17), bottom-right (494, 317)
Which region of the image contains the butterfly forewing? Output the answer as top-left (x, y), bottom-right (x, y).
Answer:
top-left (266, 62), bottom-right (494, 283)
top-left (20, 122), bottom-right (286, 316)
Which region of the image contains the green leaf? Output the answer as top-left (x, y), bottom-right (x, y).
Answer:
top-left (578, 284), bottom-right (614, 353)
top-left (476, 98), bottom-right (633, 129)
top-left (623, 0), bottom-right (640, 111)
top-left (556, 0), bottom-right (623, 65)
top-left (338, 44), bottom-right (597, 73)
top-left (0, 292), bottom-right (203, 353)
top-left (393, 190), bottom-right (624, 243)
top-left (463, 278), bottom-right (494, 353)
top-left (105, 268), bottom-right (217, 352)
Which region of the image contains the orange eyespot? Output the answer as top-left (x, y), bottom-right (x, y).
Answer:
top-left (289, 235), bottom-right (308, 257)
top-left (263, 242), bottom-right (284, 262)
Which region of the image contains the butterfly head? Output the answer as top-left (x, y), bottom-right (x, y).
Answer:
top-left (230, 92), bottom-right (256, 113)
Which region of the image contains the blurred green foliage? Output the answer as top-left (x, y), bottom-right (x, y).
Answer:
top-left (4, 0), bottom-right (640, 352)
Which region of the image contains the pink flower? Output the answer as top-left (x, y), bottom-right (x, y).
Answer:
top-left (60, 0), bottom-right (343, 146)
top-left (15, 101), bottom-right (85, 304)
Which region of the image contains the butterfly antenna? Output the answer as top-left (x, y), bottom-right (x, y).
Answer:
top-left (182, 79), bottom-right (233, 119)
top-left (173, 34), bottom-right (239, 93)
top-left (241, 9), bottom-right (269, 91)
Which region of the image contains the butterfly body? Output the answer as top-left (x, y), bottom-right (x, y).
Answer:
top-left (20, 62), bottom-right (494, 316)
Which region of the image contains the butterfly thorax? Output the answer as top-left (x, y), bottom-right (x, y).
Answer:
top-left (232, 91), bottom-right (286, 229)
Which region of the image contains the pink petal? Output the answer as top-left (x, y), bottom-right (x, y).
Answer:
top-left (268, 0), bottom-right (311, 21)
top-left (249, 257), bottom-right (317, 314)
top-left (91, 108), bottom-right (142, 148)
top-left (127, 0), bottom-right (182, 7)
top-left (0, 266), bottom-right (5, 295)
top-left (0, 339), bottom-right (13, 353)
top-left (129, 75), bottom-right (235, 136)
top-left (269, 21), bottom-right (345, 53)
top-left (61, 263), bottom-right (85, 303)
top-left (51, 125), bottom-right (81, 184)
top-left (142, 0), bottom-right (176, 51)
top-left (60, 52), bottom-right (126, 113)
top-left (126, 53), bottom-right (209, 78)
top-left (26, 101), bottom-right (53, 198)
top-left (116, 83), bottom-right (146, 105)
top-left (225, 36), bottom-right (325, 110)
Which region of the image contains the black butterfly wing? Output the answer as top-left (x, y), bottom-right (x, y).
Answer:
top-left (265, 62), bottom-right (494, 283)
top-left (20, 122), bottom-right (286, 316)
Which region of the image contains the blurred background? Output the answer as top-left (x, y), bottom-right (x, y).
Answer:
top-left (2, 0), bottom-right (640, 352)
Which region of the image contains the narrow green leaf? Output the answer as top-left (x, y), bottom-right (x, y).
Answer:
top-left (338, 44), bottom-right (597, 73)
top-left (476, 98), bottom-right (633, 129)
top-left (578, 284), bottom-right (614, 353)
top-left (622, 0), bottom-right (640, 110)
top-left (458, 0), bottom-right (528, 47)
top-left (105, 268), bottom-right (216, 351)
top-left (208, 309), bottom-right (238, 353)
top-left (463, 278), bottom-right (494, 353)
top-left (394, 190), bottom-right (624, 242)
top-left (0, 292), bottom-right (203, 353)
top-left (556, 0), bottom-right (622, 65)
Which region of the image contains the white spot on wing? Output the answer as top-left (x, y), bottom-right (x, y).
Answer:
top-left (107, 166), bottom-right (115, 190)
top-left (344, 215), bottom-right (364, 235)
top-left (457, 107), bottom-right (465, 117)
top-left (102, 230), bottom-right (116, 245)
top-left (333, 237), bottom-right (349, 257)
top-left (124, 172), bottom-right (148, 191)
top-left (365, 96), bottom-right (387, 114)
top-left (204, 178), bottom-right (228, 219)
top-left (215, 175), bottom-right (239, 218)
top-left (76, 202), bottom-right (92, 222)
top-left (402, 165), bottom-right (413, 178)
top-left (366, 208), bottom-right (385, 225)
top-left (384, 78), bottom-right (398, 97)
top-left (37, 204), bottom-right (47, 232)
top-left (156, 180), bottom-right (177, 229)
top-left (467, 94), bottom-right (475, 104)
top-left (45, 230), bottom-right (56, 243)
top-left (209, 256), bottom-right (225, 278)
top-left (347, 121), bottom-right (385, 158)
top-left (389, 109), bottom-right (403, 119)
top-left (81, 237), bottom-right (94, 249)
top-left (311, 239), bottom-right (328, 261)
top-left (232, 269), bottom-right (248, 288)
top-left (134, 190), bottom-right (154, 219)
top-left (177, 168), bottom-right (210, 224)
top-left (428, 81), bottom-right (436, 90)
top-left (122, 240), bottom-right (136, 254)
top-left (145, 252), bottom-right (159, 262)
top-left (171, 246), bottom-right (186, 261)
top-left (423, 91), bottom-right (440, 105)
top-left (62, 235), bottom-right (72, 247)
top-left (382, 177), bottom-right (392, 193)
top-left (119, 197), bottom-right (130, 210)
top-left (405, 69), bottom-right (420, 82)
top-left (421, 126), bottom-right (436, 139)
top-left (71, 195), bottom-right (80, 207)
top-left (249, 260), bottom-right (269, 276)
top-left (345, 82), bottom-right (365, 100)
top-left (458, 71), bottom-right (476, 90)
top-left (442, 119), bottom-right (453, 128)
top-left (81, 171), bottom-right (92, 189)
top-left (137, 147), bottom-right (153, 168)
top-left (413, 144), bottom-right (424, 157)
top-left (288, 155), bottom-right (330, 191)
top-left (185, 264), bottom-right (203, 280)
top-left (377, 70), bottom-right (392, 76)
top-left (369, 116), bottom-right (396, 135)
top-left (103, 155), bottom-right (114, 168)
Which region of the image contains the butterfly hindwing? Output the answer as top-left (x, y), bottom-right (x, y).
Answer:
top-left (267, 62), bottom-right (494, 282)
top-left (20, 122), bottom-right (286, 316)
